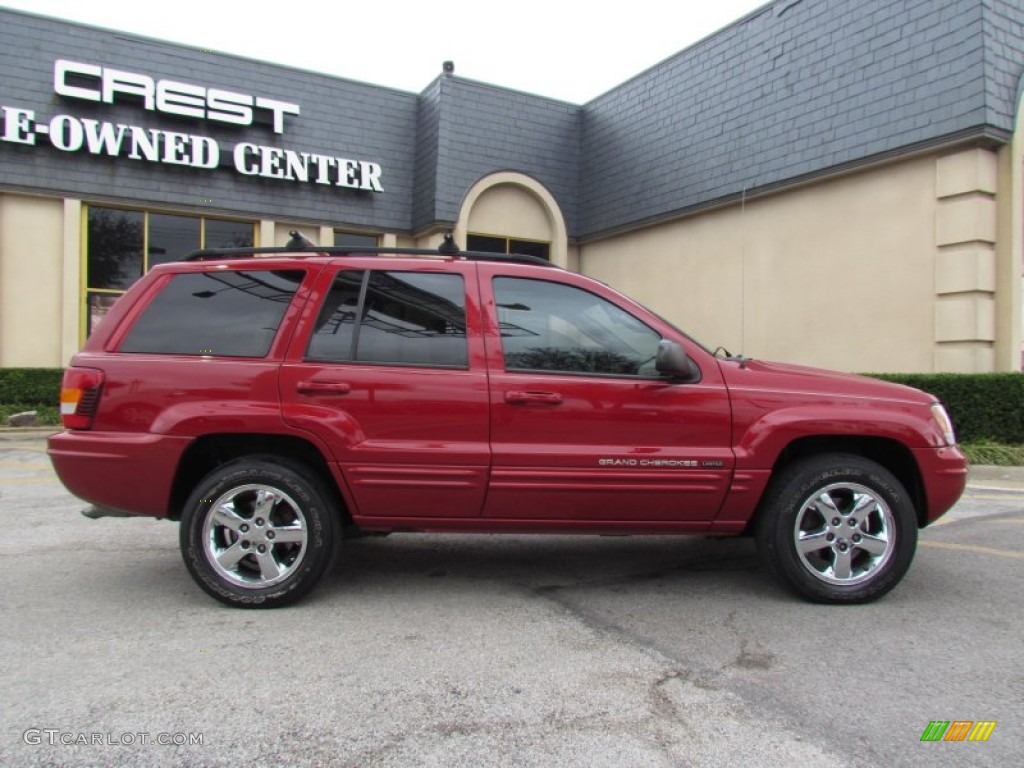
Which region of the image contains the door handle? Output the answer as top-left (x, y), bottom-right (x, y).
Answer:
top-left (296, 380), bottom-right (351, 395)
top-left (505, 390), bottom-right (563, 405)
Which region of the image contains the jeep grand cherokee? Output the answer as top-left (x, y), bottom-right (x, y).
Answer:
top-left (48, 235), bottom-right (968, 607)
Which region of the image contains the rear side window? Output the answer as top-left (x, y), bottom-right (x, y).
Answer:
top-left (119, 270), bottom-right (304, 357)
top-left (307, 270), bottom-right (468, 368)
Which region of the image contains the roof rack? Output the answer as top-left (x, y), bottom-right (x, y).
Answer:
top-left (184, 231), bottom-right (558, 268)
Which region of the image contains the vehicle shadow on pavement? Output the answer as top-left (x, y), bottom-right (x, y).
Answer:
top-left (317, 534), bottom-right (768, 600)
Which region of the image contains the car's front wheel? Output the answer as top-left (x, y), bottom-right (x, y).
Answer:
top-left (180, 457), bottom-right (339, 608)
top-left (755, 454), bottom-right (918, 604)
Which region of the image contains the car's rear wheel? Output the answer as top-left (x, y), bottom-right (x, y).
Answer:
top-left (755, 454), bottom-right (918, 604)
top-left (180, 457), bottom-right (339, 608)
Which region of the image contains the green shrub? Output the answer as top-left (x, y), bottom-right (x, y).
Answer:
top-left (865, 373), bottom-right (1024, 444)
top-left (961, 441), bottom-right (1024, 466)
top-left (0, 368), bottom-right (63, 406)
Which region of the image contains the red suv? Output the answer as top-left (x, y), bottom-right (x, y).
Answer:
top-left (48, 236), bottom-right (967, 607)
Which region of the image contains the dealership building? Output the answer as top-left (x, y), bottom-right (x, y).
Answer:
top-left (1, 0), bottom-right (1023, 373)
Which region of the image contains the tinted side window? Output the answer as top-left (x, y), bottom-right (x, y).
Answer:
top-left (494, 277), bottom-right (661, 376)
top-left (120, 270), bottom-right (304, 357)
top-left (305, 270), bottom-right (363, 362)
top-left (307, 271), bottom-right (468, 368)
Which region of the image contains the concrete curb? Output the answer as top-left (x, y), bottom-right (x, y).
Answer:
top-left (965, 465), bottom-right (1024, 492)
top-left (0, 426), bottom-right (59, 441)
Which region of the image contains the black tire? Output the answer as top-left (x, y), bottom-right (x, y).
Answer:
top-left (754, 454), bottom-right (917, 604)
top-left (180, 456), bottom-right (339, 608)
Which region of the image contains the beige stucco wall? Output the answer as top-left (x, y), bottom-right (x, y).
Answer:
top-left (997, 93), bottom-right (1024, 370)
top-left (1, 146), bottom-right (1018, 374)
top-left (580, 152), bottom-right (1004, 373)
top-left (0, 193), bottom-right (67, 366)
top-left (466, 184), bottom-right (552, 242)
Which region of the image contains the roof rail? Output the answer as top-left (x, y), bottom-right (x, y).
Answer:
top-left (183, 230), bottom-right (558, 268)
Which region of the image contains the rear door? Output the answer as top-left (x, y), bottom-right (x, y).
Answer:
top-left (280, 258), bottom-right (490, 519)
top-left (478, 264), bottom-right (733, 524)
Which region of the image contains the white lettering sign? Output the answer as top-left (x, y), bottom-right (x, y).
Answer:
top-left (233, 144), bottom-right (382, 191)
top-left (54, 60), bottom-right (300, 134)
top-left (0, 61), bottom-right (383, 192)
top-left (1, 107), bottom-right (34, 144)
top-left (0, 107), bottom-right (383, 192)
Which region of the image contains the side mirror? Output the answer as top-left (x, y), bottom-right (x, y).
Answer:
top-left (655, 340), bottom-right (699, 381)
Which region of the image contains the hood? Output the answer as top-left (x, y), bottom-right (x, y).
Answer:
top-left (717, 358), bottom-right (935, 405)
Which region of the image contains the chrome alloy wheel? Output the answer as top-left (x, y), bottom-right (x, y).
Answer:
top-left (792, 482), bottom-right (895, 586)
top-left (202, 484), bottom-right (309, 588)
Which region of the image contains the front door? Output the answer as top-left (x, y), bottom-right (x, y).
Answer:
top-left (478, 266), bottom-right (733, 524)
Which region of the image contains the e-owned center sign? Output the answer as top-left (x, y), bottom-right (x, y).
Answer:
top-left (0, 60), bottom-right (384, 192)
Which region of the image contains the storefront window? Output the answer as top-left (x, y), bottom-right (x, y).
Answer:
top-left (467, 233), bottom-right (550, 260)
top-left (87, 208), bottom-right (144, 289)
top-left (85, 206), bottom-right (255, 336)
top-left (206, 218), bottom-right (256, 249)
top-left (334, 231), bottom-right (379, 248)
top-left (147, 213), bottom-right (200, 268)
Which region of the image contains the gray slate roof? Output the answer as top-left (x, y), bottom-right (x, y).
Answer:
top-left (577, 0), bottom-right (1024, 237)
top-left (1, 0), bottom-right (1022, 241)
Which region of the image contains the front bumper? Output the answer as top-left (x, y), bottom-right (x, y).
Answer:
top-left (915, 445), bottom-right (969, 525)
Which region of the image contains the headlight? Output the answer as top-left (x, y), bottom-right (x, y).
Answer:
top-left (930, 403), bottom-right (957, 447)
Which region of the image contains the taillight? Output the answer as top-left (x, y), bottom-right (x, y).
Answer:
top-left (60, 367), bottom-right (105, 430)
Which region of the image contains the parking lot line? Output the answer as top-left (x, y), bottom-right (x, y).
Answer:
top-left (920, 540), bottom-right (1024, 559)
top-left (965, 486), bottom-right (1024, 495)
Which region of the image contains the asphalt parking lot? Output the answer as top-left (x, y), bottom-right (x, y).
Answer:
top-left (1, 431), bottom-right (1021, 767)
